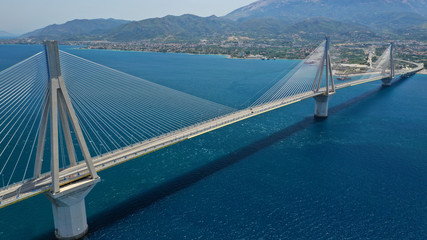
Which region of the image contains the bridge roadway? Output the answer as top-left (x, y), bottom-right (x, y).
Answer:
top-left (0, 66), bottom-right (423, 208)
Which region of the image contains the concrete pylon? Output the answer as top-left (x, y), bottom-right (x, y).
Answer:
top-left (312, 37), bottom-right (335, 118)
top-left (34, 40), bottom-right (100, 239)
top-left (382, 42), bottom-right (395, 87)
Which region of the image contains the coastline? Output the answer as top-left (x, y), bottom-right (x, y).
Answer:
top-left (226, 55), bottom-right (301, 60)
top-left (417, 69), bottom-right (427, 75)
top-left (79, 46), bottom-right (302, 60)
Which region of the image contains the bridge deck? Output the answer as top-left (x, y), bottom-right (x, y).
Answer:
top-left (0, 66), bottom-right (423, 208)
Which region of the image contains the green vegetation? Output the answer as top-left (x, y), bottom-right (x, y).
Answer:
top-left (336, 48), bottom-right (367, 65)
top-left (21, 19), bottom-right (130, 41)
top-left (2, 0), bottom-right (424, 64)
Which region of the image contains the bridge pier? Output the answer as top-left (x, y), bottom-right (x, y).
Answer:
top-left (382, 77), bottom-right (392, 86)
top-left (314, 94), bottom-right (331, 118)
top-left (311, 37), bottom-right (334, 119)
top-left (45, 178), bottom-right (99, 240)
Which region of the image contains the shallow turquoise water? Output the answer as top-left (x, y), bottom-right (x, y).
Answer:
top-left (0, 45), bottom-right (426, 239)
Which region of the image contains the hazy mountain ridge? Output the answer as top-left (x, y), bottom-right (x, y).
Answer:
top-left (0, 30), bottom-right (16, 38)
top-left (103, 14), bottom-right (375, 42)
top-left (21, 18), bottom-right (131, 40)
top-left (105, 15), bottom-right (235, 41)
top-left (18, 0), bottom-right (426, 42)
top-left (225, 0), bottom-right (427, 31)
top-left (20, 14), bottom-right (372, 42)
top-left (395, 22), bottom-right (427, 40)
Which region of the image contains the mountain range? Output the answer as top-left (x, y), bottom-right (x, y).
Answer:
top-left (19, 0), bottom-right (427, 42)
top-left (0, 31), bottom-right (17, 39)
top-left (21, 18), bottom-right (130, 41)
top-left (226, 0), bottom-right (426, 23)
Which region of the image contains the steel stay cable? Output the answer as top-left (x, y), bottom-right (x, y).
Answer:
top-left (6, 86), bottom-right (47, 185)
top-left (1, 83), bottom-right (47, 179)
top-left (60, 58), bottom-right (234, 125)
top-left (0, 74), bottom-right (46, 146)
top-left (61, 63), bottom-right (232, 142)
top-left (59, 52), bottom-right (235, 111)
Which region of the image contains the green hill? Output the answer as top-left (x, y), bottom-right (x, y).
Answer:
top-left (19, 0), bottom-right (426, 43)
top-left (396, 22), bottom-right (427, 40)
top-left (281, 17), bottom-right (376, 41)
top-left (21, 18), bottom-right (130, 40)
top-left (103, 15), bottom-right (371, 42)
top-left (106, 15), bottom-right (234, 41)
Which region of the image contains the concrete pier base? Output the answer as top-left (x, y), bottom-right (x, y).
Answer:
top-left (382, 77), bottom-right (392, 86)
top-left (45, 177), bottom-right (99, 240)
top-left (314, 94), bottom-right (331, 119)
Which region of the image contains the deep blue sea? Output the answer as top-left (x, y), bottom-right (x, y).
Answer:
top-left (0, 44), bottom-right (426, 239)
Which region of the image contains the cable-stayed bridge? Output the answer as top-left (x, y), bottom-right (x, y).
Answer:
top-left (0, 38), bottom-right (423, 239)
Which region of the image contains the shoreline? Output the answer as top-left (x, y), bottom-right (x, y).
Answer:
top-left (79, 46), bottom-right (303, 60)
top-left (0, 43), bottom-right (420, 65)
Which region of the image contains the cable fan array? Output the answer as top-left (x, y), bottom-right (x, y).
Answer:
top-left (59, 51), bottom-right (236, 158)
top-left (372, 45), bottom-right (394, 77)
top-left (329, 44), bottom-right (396, 89)
top-left (0, 42), bottom-right (397, 189)
top-left (251, 41), bottom-right (326, 107)
top-left (0, 52), bottom-right (48, 187)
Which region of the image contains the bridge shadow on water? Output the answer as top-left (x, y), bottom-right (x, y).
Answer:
top-left (33, 76), bottom-right (409, 240)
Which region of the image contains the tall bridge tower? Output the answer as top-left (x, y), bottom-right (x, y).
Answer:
top-left (312, 36), bottom-right (336, 118)
top-left (382, 42), bottom-right (395, 86)
top-left (36, 41), bottom-right (100, 240)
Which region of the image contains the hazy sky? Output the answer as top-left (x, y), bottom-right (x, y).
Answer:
top-left (0, 0), bottom-right (256, 34)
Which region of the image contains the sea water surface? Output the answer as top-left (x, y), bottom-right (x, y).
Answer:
top-left (0, 45), bottom-right (426, 239)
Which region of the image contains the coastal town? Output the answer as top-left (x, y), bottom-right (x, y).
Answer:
top-left (55, 39), bottom-right (427, 71)
top-left (5, 36), bottom-right (422, 65)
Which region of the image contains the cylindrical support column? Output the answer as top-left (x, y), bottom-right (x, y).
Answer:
top-left (45, 178), bottom-right (99, 240)
top-left (382, 77), bottom-right (392, 86)
top-left (314, 94), bottom-right (330, 118)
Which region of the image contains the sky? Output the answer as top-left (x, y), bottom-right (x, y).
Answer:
top-left (0, 0), bottom-right (256, 34)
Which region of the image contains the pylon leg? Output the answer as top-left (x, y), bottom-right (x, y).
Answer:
top-left (34, 94), bottom-right (50, 178)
